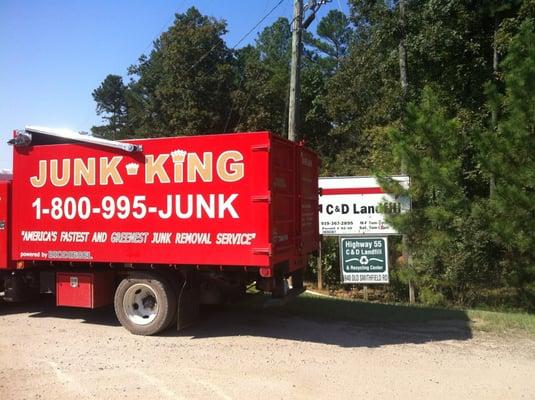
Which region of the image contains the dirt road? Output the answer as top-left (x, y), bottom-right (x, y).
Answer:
top-left (1, 296), bottom-right (534, 400)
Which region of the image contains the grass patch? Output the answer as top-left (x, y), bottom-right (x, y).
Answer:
top-left (284, 293), bottom-right (468, 323)
top-left (467, 309), bottom-right (535, 336)
top-left (237, 291), bottom-right (535, 337)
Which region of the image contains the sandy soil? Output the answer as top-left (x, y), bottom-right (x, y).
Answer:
top-left (1, 296), bottom-right (534, 400)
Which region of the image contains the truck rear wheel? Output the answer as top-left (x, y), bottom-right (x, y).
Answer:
top-left (114, 273), bottom-right (177, 336)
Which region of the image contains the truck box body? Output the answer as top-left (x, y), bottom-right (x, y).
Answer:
top-left (8, 131), bottom-right (319, 275)
top-left (0, 180), bottom-right (11, 269)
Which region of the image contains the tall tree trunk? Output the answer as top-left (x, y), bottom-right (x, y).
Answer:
top-left (490, 17), bottom-right (498, 198)
top-left (399, 0), bottom-right (408, 101)
top-left (398, 0), bottom-right (414, 304)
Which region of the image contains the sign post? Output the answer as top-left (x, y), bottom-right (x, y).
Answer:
top-left (317, 238), bottom-right (323, 290)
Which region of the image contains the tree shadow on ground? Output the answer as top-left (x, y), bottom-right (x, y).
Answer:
top-left (172, 293), bottom-right (473, 348)
top-left (0, 295), bottom-right (121, 327)
top-left (0, 293), bottom-right (472, 348)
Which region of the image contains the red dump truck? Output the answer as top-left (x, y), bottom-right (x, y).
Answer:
top-left (0, 127), bottom-right (319, 335)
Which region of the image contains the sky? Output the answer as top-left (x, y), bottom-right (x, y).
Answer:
top-left (0, 0), bottom-right (349, 171)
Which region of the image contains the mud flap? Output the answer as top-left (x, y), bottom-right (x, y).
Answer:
top-left (176, 270), bottom-right (200, 331)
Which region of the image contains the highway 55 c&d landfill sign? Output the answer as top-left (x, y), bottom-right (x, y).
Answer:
top-left (340, 237), bottom-right (389, 284)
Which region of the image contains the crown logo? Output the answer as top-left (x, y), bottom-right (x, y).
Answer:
top-left (171, 149), bottom-right (187, 163)
top-left (125, 163), bottom-right (140, 175)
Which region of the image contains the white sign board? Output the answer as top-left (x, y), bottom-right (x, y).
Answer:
top-left (340, 237), bottom-right (389, 284)
top-left (319, 176), bottom-right (410, 235)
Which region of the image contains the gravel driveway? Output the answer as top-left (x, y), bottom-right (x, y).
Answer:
top-left (1, 296), bottom-right (534, 399)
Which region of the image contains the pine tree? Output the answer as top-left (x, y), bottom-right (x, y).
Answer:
top-left (385, 87), bottom-right (464, 304)
top-left (91, 74), bottom-right (128, 139)
top-left (479, 20), bottom-right (535, 309)
top-left (386, 86), bottom-right (501, 305)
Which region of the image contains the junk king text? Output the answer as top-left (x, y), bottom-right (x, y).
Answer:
top-left (29, 150), bottom-right (245, 187)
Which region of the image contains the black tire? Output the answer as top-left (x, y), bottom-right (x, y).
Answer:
top-left (114, 273), bottom-right (177, 336)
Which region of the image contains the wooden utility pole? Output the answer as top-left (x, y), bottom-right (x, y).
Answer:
top-left (288, 0), bottom-right (328, 290)
top-left (288, 0), bottom-right (303, 142)
top-left (398, 0), bottom-right (415, 304)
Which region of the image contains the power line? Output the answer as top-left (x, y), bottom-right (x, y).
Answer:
top-left (95, 1), bottom-right (287, 133)
top-left (231, 0), bottom-right (285, 49)
top-left (187, 0), bottom-right (285, 73)
top-left (139, 8), bottom-right (182, 58)
top-left (224, 0), bottom-right (294, 132)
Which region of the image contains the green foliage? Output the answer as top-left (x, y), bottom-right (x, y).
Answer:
top-left (91, 75), bottom-right (128, 139)
top-left (305, 10), bottom-right (352, 73)
top-left (231, 18), bottom-right (291, 134)
top-left (322, 1), bottom-right (401, 174)
top-left (93, 7), bottom-right (234, 138)
top-left (133, 7), bottom-right (234, 136)
top-left (419, 287), bottom-right (446, 307)
top-left (89, 3), bottom-right (535, 311)
top-left (306, 237), bottom-right (340, 286)
top-left (388, 89), bottom-right (463, 301)
top-left (477, 20), bottom-right (535, 310)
